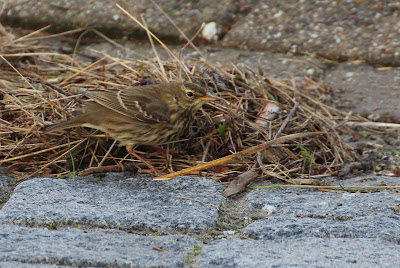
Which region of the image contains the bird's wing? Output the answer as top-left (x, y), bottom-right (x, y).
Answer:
top-left (85, 87), bottom-right (170, 123)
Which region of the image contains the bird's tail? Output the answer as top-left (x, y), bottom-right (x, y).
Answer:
top-left (43, 119), bottom-right (81, 133)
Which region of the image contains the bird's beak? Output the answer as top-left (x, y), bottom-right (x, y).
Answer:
top-left (199, 94), bottom-right (217, 102)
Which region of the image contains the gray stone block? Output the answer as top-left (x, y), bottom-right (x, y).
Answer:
top-left (2, 0), bottom-right (254, 41)
top-left (244, 177), bottom-right (400, 242)
top-left (222, 1), bottom-right (400, 66)
top-left (199, 238), bottom-right (400, 267)
top-left (0, 261), bottom-right (70, 267)
top-left (0, 174), bottom-right (224, 234)
top-left (0, 224), bottom-right (197, 267)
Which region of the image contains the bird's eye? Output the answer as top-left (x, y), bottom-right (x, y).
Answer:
top-left (186, 91), bottom-right (194, 97)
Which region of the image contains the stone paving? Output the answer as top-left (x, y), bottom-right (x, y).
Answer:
top-left (0, 175), bottom-right (224, 233)
top-left (1, 0), bottom-right (400, 267)
top-left (1, 174), bottom-right (400, 267)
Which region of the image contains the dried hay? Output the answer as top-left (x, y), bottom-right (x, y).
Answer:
top-left (0, 22), bottom-right (367, 186)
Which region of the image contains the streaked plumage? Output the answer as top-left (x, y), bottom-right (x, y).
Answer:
top-left (45, 82), bottom-right (215, 148)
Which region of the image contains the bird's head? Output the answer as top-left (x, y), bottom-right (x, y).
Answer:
top-left (174, 83), bottom-right (216, 111)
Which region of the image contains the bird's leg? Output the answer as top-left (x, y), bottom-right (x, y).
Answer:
top-left (126, 144), bottom-right (165, 176)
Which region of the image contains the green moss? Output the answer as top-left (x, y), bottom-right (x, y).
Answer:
top-left (184, 245), bottom-right (203, 264)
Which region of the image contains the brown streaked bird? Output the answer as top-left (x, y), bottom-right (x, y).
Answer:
top-left (45, 82), bottom-right (215, 174)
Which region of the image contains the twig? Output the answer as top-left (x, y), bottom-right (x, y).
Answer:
top-left (0, 140), bottom-right (82, 163)
top-left (181, 22), bottom-right (205, 54)
top-left (255, 101), bottom-right (300, 180)
top-left (223, 168), bottom-right (260, 197)
top-left (154, 132), bottom-right (325, 180)
top-left (152, 247), bottom-right (168, 253)
top-left (150, 0), bottom-right (206, 59)
top-left (98, 139), bottom-right (118, 167)
top-left (251, 185), bottom-right (400, 191)
top-left (88, 49), bottom-right (141, 75)
top-left (13, 28), bottom-right (87, 42)
top-left (60, 56), bottom-right (108, 85)
top-left (19, 139), bottom-right (88, 181)
top-left (344, 122), bottom-right (400, 128)
top-left (116, 3), bottom-right (191, 77)
top-left (140, 14), bottom-right (168, 82)
top-left (9, 25), bottom-right (52, 43)
top-left (274, 102), bottom-right (299, 139)
top-left (72, 28), bottom-right (124, 60)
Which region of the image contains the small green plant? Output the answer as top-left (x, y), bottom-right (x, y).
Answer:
top-left (234, 74), bottom-right (244, 82)
top-left (55, 147), bottom-right (77, 180)
top-left (153, 231), bottom-right (165, 236)
top-left (218, 122), bottom-right (227, 140)
top-left (251, 216), bottom-right (263, 221)
top-left (225, 198), bottom-right (233, 206)
top-left (55, 163), bottom-right (76, 180)
top-left (184, 245), bottom-right (203, 263)
top-left (361, 133), bottom-right (369, 139)
top-left (46, 219), bottom-right (59, 230)
top-left (249, 82), bottom-right (260, 89)
top-left (375, 165), bottom-right (383, 172)
top-left (264, 89), bottom-right (276, 101)
top-left (241, 217), bottom-right (252, 229)
top-left (69, 148), bottom-right (77, 181)
top-left (297, 145), bottom-right (316, 164)
top-left (213, 219), bottom-right (225, 230)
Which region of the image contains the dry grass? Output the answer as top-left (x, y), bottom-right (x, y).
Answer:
top-left (0, 21), bottom-right (367, 184)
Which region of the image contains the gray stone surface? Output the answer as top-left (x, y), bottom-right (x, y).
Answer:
top-left (82, 42), bottom-right (328, 80)
top-left (244, 177), bottom-right (400, 242)
top-left (0, 175), bottom-right (14, 205)
top-left (199, 238), bottom-right (400, 267)
top-left (243, 215), bottom-right (400, 242)
top-left (1, 0), bottom-right (254, 41)
top-left (0, 224), bottom-right (197, 267)
top-left (1, 174), bottom-right (400, 266)
top-left (0, 174), bottom-right (224, 233)
top-left (0, 262), bottom-right (71, 267)
top-left (324, 63), bottom-right (400, 121)
top-left (4, 0), bottom-right (400, 66)
top-left (223, 0), bottom-right (400, 65)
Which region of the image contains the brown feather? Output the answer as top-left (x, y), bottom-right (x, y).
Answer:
top-left (45, 82), bottom-right (214, 147)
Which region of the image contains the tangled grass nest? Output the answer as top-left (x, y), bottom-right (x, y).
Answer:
top-left (0, 21), bottom-right (367, 191)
